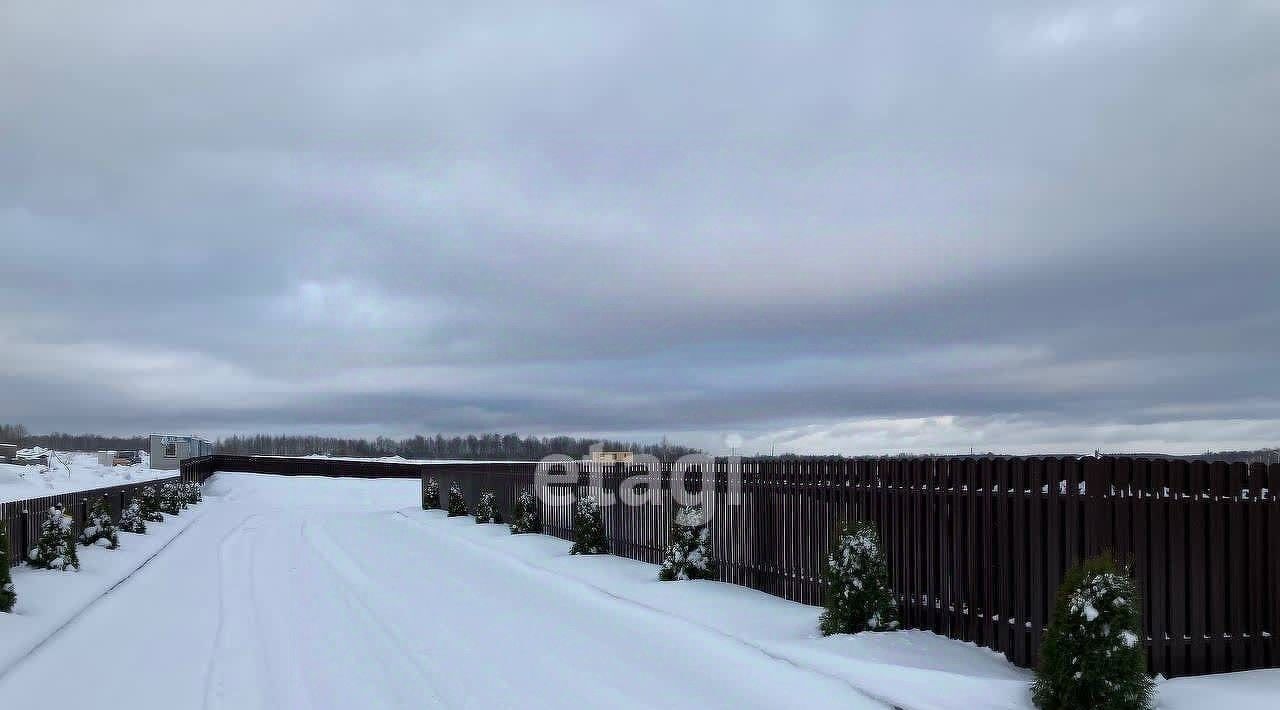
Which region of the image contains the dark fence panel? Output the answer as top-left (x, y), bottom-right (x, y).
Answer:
top-left (3, 465), bottom-right (212, 568)
top-left (414, 455), bottom-right (1277, 679)
top-left (198, 454), bottom-right (426, 479)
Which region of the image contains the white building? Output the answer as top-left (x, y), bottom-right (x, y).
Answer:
top-left (149, 434), bottom-right (214, 470)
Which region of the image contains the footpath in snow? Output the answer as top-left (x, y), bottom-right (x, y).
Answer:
top-left (0, 472), bottom-right (1275, 709)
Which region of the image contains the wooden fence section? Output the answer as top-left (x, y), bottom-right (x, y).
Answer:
top-left (183, 454), bottom-right (426, 479)
top-left (3, 467), bottom-right (212, 568)
top-left (422, 456), bottom-right (1279, 679)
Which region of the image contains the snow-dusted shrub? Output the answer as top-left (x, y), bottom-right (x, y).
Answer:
top-left (659, 503), bottom-right (716, 581)
top-left (182, 481), bottom-right (203, 505)
top-left (139, 486), bottom-right (164, 522)
top-left (509, 490), bottom-right (541, 534)
top-left (78, 496), bottom-right (120, 549)
top-left (1033, 554), bottom-right (1153, 710)
top-left (446, 483), bottom-right (468, 517)
top-left (118, 499), bottom-right (147, 534)
top-left (28, 504), bottom-right (80, 571)
top-left (569, 495), bottom-right (608, 555)
top-left (422, 478), bottom-right (441, 510)
top-left (159, 482), bottom-right (184, 515)
top-left (474, 490), bottom-right (497, 523)
top-left (1, 521), bottom-right (15, 612)
top-left (819, 520), bottom-right (898, 635)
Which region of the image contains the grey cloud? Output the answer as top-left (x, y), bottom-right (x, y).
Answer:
top-left (2, 1), bottom-right (1278, 454)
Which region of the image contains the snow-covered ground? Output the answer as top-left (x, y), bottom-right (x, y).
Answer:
top-left (396, 508), bottom-right (1279, 710)
top-left (0, 505), bottom-right (206, 672)
top-left (0, 472), bottom-right (1274, 709)
top-left (0, 451), bottom-right (174, 503)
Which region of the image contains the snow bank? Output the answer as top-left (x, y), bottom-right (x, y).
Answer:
top-left (0, 503), bottom-right (208, 675)
top-left (0, 452), bottom-right (174, 504)
top-left (1154, 669), bottom-right (1280, 710)
top-left (398, 508), bottom-right (1280, 710)
top-left (399, 509), bottom-right (1028, 709)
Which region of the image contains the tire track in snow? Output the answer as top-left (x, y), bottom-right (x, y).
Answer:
top-left (205, 512), bottom-right (445, 710)
top-left (202, 513), bottom-right (269, 710)
top-left (305, 515), bottom-right (653, 707)
top-left (298, 520), bottom-right (453, 707)
top-left (325, 510), bottom-right (874, 708)
top-left (243, 518), bottom-right (295, 708)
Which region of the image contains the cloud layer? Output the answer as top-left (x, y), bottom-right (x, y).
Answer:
top-left (2, 1), bottom-right (1278, 454)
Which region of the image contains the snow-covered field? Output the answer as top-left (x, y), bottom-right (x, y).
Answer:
top-left (0, 451), bottom-right (174, 503)
top-left (0, 472), bottom-right (1274, 709)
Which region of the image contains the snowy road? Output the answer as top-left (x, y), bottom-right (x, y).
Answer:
top-left (0, 474), bottom-right (882, 709)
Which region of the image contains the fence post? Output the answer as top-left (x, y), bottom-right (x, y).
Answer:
top-left (749, 461), bottom-right (764, 593)
top-left (1083, 456), bottom-right (1110, 558)
top-left (19, 509), bottom-right (29, 564)
top-left (1268, 463), bottom-right (1280, 671)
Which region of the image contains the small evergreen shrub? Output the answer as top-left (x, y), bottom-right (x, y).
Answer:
top-left (569, 495), bottom-right (608, 555)
top-left (423, 478), bottom-right (441, 510)
top-left (119, 499), bottom-right (147, 534)
top-left (659, 503), bottom-right (716, 581)
top-left (159, 482), bottom-right (183, 515)
top-left (1, 522), bottom-right (15, 612)
top-left (139, 485), bottom-right (165, 522)
top-left (78, 496), bottom-right (120, 549)
top-left (447, 483), bottom-right (468, 517)
top-left (1032, 554), bottom-right (1154, 710)
top-left (819, 520), bottom-right (898, 635)
top-left (509, 490), bottom-right (541, 534)
top-left (182, 481), bottom-right (203, 505)
top-left (474, 490), bottom-right (497, 523)
top-left (28, 504), bottom-right (80, 571)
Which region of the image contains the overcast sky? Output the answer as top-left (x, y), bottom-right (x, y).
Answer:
top-left (2, 1), bottom-right (1278, 455)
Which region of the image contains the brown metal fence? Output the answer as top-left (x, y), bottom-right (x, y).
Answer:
top-left (65, 452), bottom-right (1272, 680)
top-left (419, 456), bottom-right (1279, 679)
top-left (3, 466), bottom-right (214, 569)
top-left (184, 454), bottom-right (427, 479)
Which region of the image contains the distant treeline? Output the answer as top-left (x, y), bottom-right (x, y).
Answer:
top-left (1, 424), bottom-right (698, 461)
top-left (0, 424), bottom-right (148, 452)
top-left (764, 449), bottom-right (1280, 464)
top-left (1127, 448), bottom-right (1280, 465)
top-left (215, 433), bottom-right (700, 461)
top-left (4, 423), bottom-right (1274, 463)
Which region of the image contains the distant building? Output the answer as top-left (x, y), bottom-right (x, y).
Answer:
top-left (99, 450), bottom-right (142, 466)
top-left (0, 443), bottom-right (17, 464)
top-left (14, 447), bottom-right (49, 466)
top-left (149, 434), bottom-right (214, 470)
top-left (588, 450), bottom-right (634, 464)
